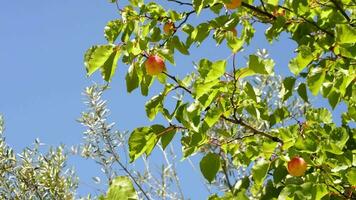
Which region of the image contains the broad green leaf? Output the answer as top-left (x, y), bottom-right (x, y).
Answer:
top-left (297, 83), bottom-right (308, 102)
top-left (172, 36), bottom-right (190, 55)
top-left (204, 105), bottom-right (223, 127)
top-left (235, 67), bottom-right (256, 79)
top-left (145, 94), bottom-right (164, 120)
top-left (328, 90), bottom-right (341, 109)
top-left (128, 125), bottom-right (163, 162)
top-left (289, 45), bottom-right (314, 75)
top-left (191, 23), bottom-right (210, 45)
top-left (84, 45), bottom-right (117, 77)
top-left (278, 184), bottom-right (297, 200)
top-left (307, 67), bottom-right (326, 96)
top-left (306, 108), bottom-right (332, 123)
top-left (104, 20), bottom-right (124, 43)
top-left (248, 55), bottom-right (273, 75)
top-left (145, 84), bottom-right (173, 121)
top-left (200, 153), bottom-right (220, 183)
top-left (244, 82), bottom-right (257, 102)
top-left (193, 0), bottom-right (203, 15)
top-left (346, 167), bottom-right (356, 185)
top-left (198, 59), bottom-right (226, 82)
top-left (129, 0), bottom-right (143, 7)
top-left (101, 48), bottom-right (121, 81)
top-left (181, 131), bottom-right (207, 158)
top-left (252, 159), bottom-right (270, 186)
top-left (335, 24), bottom-right (356, 44)
top-left (106, 176), bottom-right (138, 200)
top-left (265, 0), bottom-right (279, 5)
top-left (313, 184), bottom-right (328, 200)
top-left (227, 36), bottom-right (244, 53)
top-left (273, 163), bottom-right (288, 185)
top-left (161, 127), bottom-right (176, 150)
top-left (282, 77), bottom-right (296, 101)
top-left (195, 79), bottom-right (219, 99)
top-left (126, 63), bottom-right (140, 93)
top-left (140, 72), bottom-right (154, 96)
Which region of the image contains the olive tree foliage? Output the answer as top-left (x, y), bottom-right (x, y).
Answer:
top-left (78, 84), bottom-right (186, 200)
top-left (0, 116), bottom-right (78, 199)
top-left (84, 0), bottom-right (356, 199)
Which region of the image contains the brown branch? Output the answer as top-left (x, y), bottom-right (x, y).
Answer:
top-left (166, 0), bottom-right (193, 6)
top-left (221, 116), bottom-right (284, 144)
top-left (279, 5), bottom-right (334, 37)
top-left (330, 0), bottom-right (352, 24)
top-left (163, 71), bottom-right (193, 94)
top-left (241, 2), bottom-right (276, 20)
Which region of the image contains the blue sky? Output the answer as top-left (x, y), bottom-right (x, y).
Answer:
top-left (0, 0), bottom-right (347, 199)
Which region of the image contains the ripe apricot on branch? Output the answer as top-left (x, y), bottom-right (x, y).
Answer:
top-left (287, 156), bottom-right (307, 177)
top-left (224, 0), bottom-right (242, 10)
top-left (144, 55), bottom-right (166, 76)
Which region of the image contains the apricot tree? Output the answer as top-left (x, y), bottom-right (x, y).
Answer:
top-left (84, 0), bottom-right (356, 199)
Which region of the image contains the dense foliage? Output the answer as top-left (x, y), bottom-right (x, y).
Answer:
top-left (84, 0), bottom-right (356, 199)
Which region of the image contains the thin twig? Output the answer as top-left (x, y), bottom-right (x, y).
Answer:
top-left (221, 116), bottom-right (284, 144)
top-left (241, 2), bottom-right (276, 19)
top-left (103, 135), bottom-right (152, 200)
top-left (330, 0), bottom-right (352, 24)
top-left (163, 71), bottom-right (193, 94)
top-left (166, 0), bottom-right (193, 6)
top-left (260, 0), bottom-right (267, 12)
top-left (278, 5), bottom-right (334, 37)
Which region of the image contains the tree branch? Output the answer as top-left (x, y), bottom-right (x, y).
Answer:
top-left (241, 2), bottom-right (276, 20)
top-left (278, 5), bottom-right (334, 37)
top-left (330, 0), bottom-right (352, 24)
top-left (166, 0), bottom-right (193, 6)
top-left (163, 71), bottom-right (193, 94)
top-left (221, 116), bottom-right (284, 144)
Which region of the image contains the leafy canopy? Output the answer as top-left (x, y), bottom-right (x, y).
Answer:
top-left (84, 0), bottom-right (356, 199)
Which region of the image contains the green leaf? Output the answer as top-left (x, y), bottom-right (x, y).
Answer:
top-left (297, 83), bottom-right (308, 102)
top-left (204, 105), bottom-right (223, 127)
top-left (172, 36), bottom-right (190, 55)
top-left (282, 77), bottom-right (296, 101)
top-left (198, 59), bottom-right (226, 82)
top-left (84, 45), bottom-right (117, 77)
top-left (252, 159), bottom-right (270, 186)
top-left (244, 82), bottom-right (257, 102)
top-left (161, 127), bottom-right (176, 150)
top-left (227, 36), bottom-right (244, 53)
top-left (306, 108), bottom-right (332, 123)
top-left (248, 55), bottom-right (273, 75)
top-left (104, 20), bottom-right (124, 43)
top-left (265, 0), bottom-right (279, 5)
top-left (235, 67), bottom-right (256, 79)
top-left (145, 94), bottom-right (164, 121)
top-left (101, 48), bottom-right (121, 81)
top-left (192, 0), bottom-right (205, 15)
top-left (200, 153), bottom-right (220, 183)
top-left (307, 67), bottom-right (326, 96)
top-left (335, 24), bottom-right (356, 44)
top-left (140, 72), bottom-right (154, 96)
top-left (126, 63), bottom-right (140, 93)
top-left (328, 90), bottom-right (341, 109)
top-left (106, 176), bottom-right (138, 200)
top-left (289, 45), bottom-right (314, 75)
top-left (346, 167), bottom-right (356, 185)
top-left (128, 125), bottom-right (164, 162)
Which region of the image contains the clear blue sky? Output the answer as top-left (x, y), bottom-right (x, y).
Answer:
top-left (0, 0), bottom-right (346, 199)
